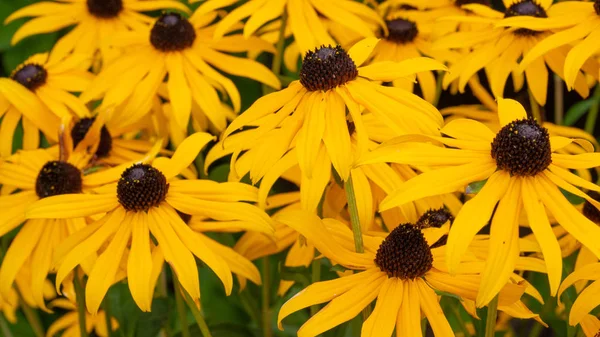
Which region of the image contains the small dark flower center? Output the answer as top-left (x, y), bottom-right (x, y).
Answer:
top-left (374, 224), bottom-right (433, 279)
top-left (150, 13), bottom-right (196, 52)
top-left (385, 18), bottom-right (418, 44)
top-left (504, 1), bottom-right (547, 36)
top-left (11, 64), bottom-right (47, 91)
top-left (583, 191), bottom-right (600, 225)
top-left (71, 117), bottom-right (113, 158)
top-left (299, 45), bottom-right (358, 91)
top-left (35, 161), bottom-right (82, 199)
top-left (455, 0), bottom-right (490, 6)
top-left (417, 208), bottom-right (454, 248)
top-left (595, 0), bottom-right (600, 16)
top-left (86, 0), bottom-right (123, 18)
top-left (417, 208), bottom-right (454, 229)
top-left (491, 118), bottom-right (552, 176)
top-left (117, 164), bottom-right (169, 212)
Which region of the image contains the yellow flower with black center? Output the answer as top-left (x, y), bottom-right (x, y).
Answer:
top-left (275, 210), bottom-right (533, 337)
top-left (4, 0), bottom-right (190, 63)
top-left (357, 98), bottom-right (600, 307)
top-left (0, 53), bottom-right (94, 157)
top-left (499, 0), bottom-right (600, 90)
top-left (216, 41), bottom-right (445, 213)
top-left (0, 130), bottom-right (101, 310)
top-left (25, 133), bottom-right (274, 314)
top-left (192, 0), bottom-right (385, 55)
top-left (437, 0), bottom-right (594, 106)
top-left (80, 11), bottom-right (281, 133)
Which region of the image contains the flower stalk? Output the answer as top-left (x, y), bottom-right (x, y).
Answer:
top-left (73, 269), bottom-right (89, 337)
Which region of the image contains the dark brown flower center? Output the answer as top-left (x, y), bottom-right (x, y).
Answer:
top-left (374, 224), bottom-right (433, 279)
top-left (504, 1), bottom-right (547, 36)
top-left (117, 164), bottom-right (169, 212)
top-left (299, 45), bottom-right (358, 91)
top-left (385, 18), bottom-right (418, 44)
top-left (35, 161), bottom-right (82, 199)
top-left (71, 117), bottom-right (112, 158)
top-left (595, 0), bottom-right (600, 16)
top-left (150, 13), bottom-right (196, 52)
top-left (491, 118), bottom-right (551, 176)
top-left (417, 208), bottom-right (454, 248)
top-left (11, 64), bottom-right (47, 91)
top-left (583, 191), bottom-right (600, 225)
top-left (87, 0), bottom-right (123, 18)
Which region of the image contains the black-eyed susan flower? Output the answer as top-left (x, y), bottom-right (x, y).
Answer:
top-left (4, 0), bottom-right (190, 63)
top-left (357, 98), bottom-right (600, 307)
top-left (192, 0), bottom-right (385, 55)
top-left (437, 0), bottom-right (593, 106)
top-left (0, 131), bottom-right (101, 310)
top-left (47, 280), bottom-right (118, 337)
top-left (25, 132), bottom-right (274, 314)
top-left (216, 41), bottom-right (445, 212)
top-left (501, 0), bottom-right (600, 90)
top-left (276, 210), bottom-right (531, 337)
top-left (361, 8), bottom-right (461, 103)
top-left (80, 11), bottom-right (280, 134)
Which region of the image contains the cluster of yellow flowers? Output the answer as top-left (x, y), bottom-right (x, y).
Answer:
top-left (1, 0), bottom-right (600, 336)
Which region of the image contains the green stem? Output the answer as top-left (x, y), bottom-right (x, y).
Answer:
top-left (585, 84), bottom-right (600, 134)
top-left (484, 295), bottom-right (499, 337)
top-left (528, 88), bottom-right (543, 122)
top-left (102, 296), bottom-right (114, 337)
top-left (432, 71), bottom-right (445, 107)
top-left (0, 313), bottom-right (14, 337)
top-left (262, 258), bottom-right (272, 337)
top-left (173, 276), bottom-right (191, 337)
top-left (344, 174), bottom-right (364, 253)
top-left (554, 75), bottom-right (564, 125)
top-left (73, 270), bottom-right (89, 337)
top-left (310, 259), bottom-right (321, 316)
top-left (179, 283), bottom-right (213, 337)
top-left (263, 10), bottom-right (288, 95)
top-left (527, 323), bottom-right (543, 337)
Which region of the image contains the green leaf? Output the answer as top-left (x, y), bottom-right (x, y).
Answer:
top-left (564, 98), bottom-right (595, 126)
top-left (135, 298), bottom-right (170, 337)
top-left (465, 179), bottom-right (487, 195)
top-left (560, 187), bottom-right (585, 206)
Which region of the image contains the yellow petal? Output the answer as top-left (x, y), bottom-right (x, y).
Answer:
top-left (127, 212), bottom-right (154, 312)
top-left (416, 279), bottom-right (454, 336)
top-left (397, 280), bottom-right (421, 337)
top-left (347, 37), bottom-right (379, 67)
top-left (154, 132), bottom-right (215, 180)
top-left (498, 98), bottom-right (528, 126)
top-left (26, 193), bottom-right (119, 219)
top-left (361, 278), bottom-right (402, 337)
top-left (358, 58), bottom-right (447, 82)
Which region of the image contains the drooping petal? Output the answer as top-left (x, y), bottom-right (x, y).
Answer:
top-left (361, 278), bottom-right (402, 337)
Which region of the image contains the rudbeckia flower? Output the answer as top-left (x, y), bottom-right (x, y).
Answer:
top-left (361, 9), bottom-right (461, 103)
top-left (0, 131), bottom-right (101, 310)
top-left (81, 11), bottom-right (280, 133)
top-left (218, 41), bottom-right (445, 211)
top-left (276, 210), bottom-right (531, 337)
top-left (47, 280), bottom-right (118, 337)
top-left (4, 0), bottom-right (190, 63)
top-left (25, 132), bottom-right (275, 314)
top-left (192, 0), bottom-right (385, 55)
top-left (436, 0), bottom-right (594, 106)
top-left (500, 0), bottom-right (600, 90)
top-left (357, 98), bottom-right (600, 306)
top-left (0, 53), bottom-right (93, 156)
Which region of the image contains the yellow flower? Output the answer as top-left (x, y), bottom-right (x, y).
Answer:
top-left (437, 0), bottom-right (593, 106)
top-left (580, 314), bottom-right (600, 337)
top-left (192, 0), bottom-right (385, 54)
top-left (499, 0), bottom-right (600, 90)
top-left (81, 11), bottom-right (280, 133)
top-left (47, 279), bottom-right (118, 337)
top-left (276, 210), bottom-right (532, 337)
top-left (357, 98), bottom-right (600, 306)
top-left (0, 53), bottom-right (93, 157)
top-left (558, 263), bottom-right (600, 327)
top-left (4, 0), bottom-right (190, 63)
top-left (25, 133), bottom-right (274, 314)
top-left (214, 41), bottom-right (445, 213)
top-left (0, 131), bottom-right (100, 310)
